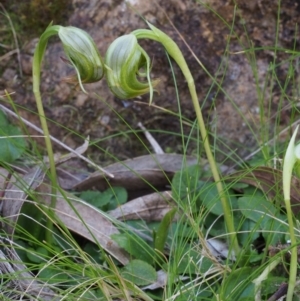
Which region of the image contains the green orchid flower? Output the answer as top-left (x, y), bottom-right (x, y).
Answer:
top-left (58, 26), bottom-right (104, 92)
top-left (32, 24), bottom-right (106, 245)
top-left (104, 34), bottom-right (159, 101)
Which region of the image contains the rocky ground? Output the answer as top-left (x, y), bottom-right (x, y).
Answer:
top-left (0, 0), bottom-right (299, 165)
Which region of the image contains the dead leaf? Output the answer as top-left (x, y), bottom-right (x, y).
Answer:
top-left (0, 167), bottom-right (10, 191)
top-left (57, 159), bottom-right (90, 190)
top-left (52, 137), bottom-right (89, 166)
top-left (142, 270), bottom-right (168, 290)
top-left (35, 182), bottom-right (131, 265)
top-left (227, 166), bottom-right (300, 214)
top-left (108, 191), bottom-right (178, 222)
top-left (206, 238), bottom-right (236, 261)
top-left (142, 269), bottom-right (189, 290)
top-left (0, 238), bottom-right (59, 300)
top-left (74, 154), bottom-right (198, 192)
top-left (2, 168), bottom-right (130, 265)
top-left (2, 166), bottom-right (45, 235)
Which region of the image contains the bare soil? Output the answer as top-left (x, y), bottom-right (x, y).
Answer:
top-left (0, 0), bottom-right (299, 165)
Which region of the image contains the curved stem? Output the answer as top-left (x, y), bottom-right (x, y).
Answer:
top-left (32, 25), bottom-right (60, 244)
top-left (133, 25), bottom-right (240, 256)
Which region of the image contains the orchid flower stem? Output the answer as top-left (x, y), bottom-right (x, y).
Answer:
top-left (282, 125), bottom-right (299, 301)
top-left (132, 25), bottom-right (240, 256)
top-left (183, 60), bottom-right (240, 257)
top-left (285, 203), bottom-right (297, 301)
top-left (32, 26), bottom-right (60, 245)
top-left (187, 75), bottom-right (240, 256)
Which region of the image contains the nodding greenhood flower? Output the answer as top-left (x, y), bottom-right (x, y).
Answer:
top-left (58, 26), bottom-right (104, 93)
top-left (104, 34), bottom-right (159, 101)
top-left (283, 125), bottom-right (300, 200)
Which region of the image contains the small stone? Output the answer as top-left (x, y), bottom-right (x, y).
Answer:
top-left (21, 54), bottom-right (33, 75)
top-left (75, 93), bottom-right (89, 107)
top-left (2, 68), bottom-right (16, 81)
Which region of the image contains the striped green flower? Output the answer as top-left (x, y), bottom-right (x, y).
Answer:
top-left (105, 34), bottom-right (158, 101)
top-left (58, 26), bottom-right (104, 92)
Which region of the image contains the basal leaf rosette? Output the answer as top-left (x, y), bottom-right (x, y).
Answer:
top-left (104, 34), bottom-right (159, 101)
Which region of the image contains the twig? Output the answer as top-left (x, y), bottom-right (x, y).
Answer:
top-left (0, 103), bottom-right (114, 178)
top-left (138, 121), bottom-right (164, 154)
top-left (267, 283), bottom-right (288, 301)
top-left (0, 49), bottom-right (18, 62)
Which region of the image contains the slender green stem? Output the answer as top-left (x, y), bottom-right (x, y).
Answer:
top-left (133, 25), bottom-right (240, 256)
top-left (282, 125), bottom-right (299, 301)
top-left (186, 76), bottom-right (240, 256)
top-left (285, 203), bottom-right (297, 301)
top-left (32, 25), bottom-right (60, 244)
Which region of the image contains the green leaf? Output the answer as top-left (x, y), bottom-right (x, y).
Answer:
top-left (230, 182), bottom-right (249, 189)
top-left (26, 246), bottom-right (49, 263)
top-left (263, 218), bottom-right (287, 245)
top-left (238, 196), bottom-right (278, 226)
top-left (154, 208), bottom-right (177, 254)
top-left (38, 266), bottom-right (69, 284)
top-left (0, 123), bottom-right (26, 163)
top-left (111, 232), bottom-right (155, 263)
top-left (239, 247), bottom-right (263, 265)
top-left (198, 181), bottom-right (223, 215)
top-left (83, 242), bottom-right (103, 263)
top-left (172, 164), bottom-right (202, 209)
top-left (14, 239), bottom-right (30, 263)
top-left (204, 212), bottom-right (227, 237)
top-left (102, 186), bottom-right (128, 210)
top-left (197, 181), bottom-right (238, 216)
top-left (174, 249), bottom-right (213, 275)
top-left (17, 201), bottom-right (45, 242)
top-left (169, 221), bottom-right (194, 239)
top-left (261, 276), bottom-right (287, 297)
top-left (81, 289), bottom-right (105, 300)
top-left (79, 190), bottom-right (110, 209)
top-left (238, 196), bottom-right (287, 244)
top-left (121, 259), bottom-right (156, 286)
top-left (238, 218), bottom-right (260, 246)
top-left (79, 187), bottom-right (127, 211)
top-left (175, 286), bottom-right (213, 300)
top-left (204, 211), bottom-right (240, 236)
top-left (0, 110), bottom-right (9, 126)
top-left (241, 185), bottom-right (265, 199)
top-left (220, 266), bottom-right (257, 300)
top-left (52, 228), bottom-right (77, 256)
